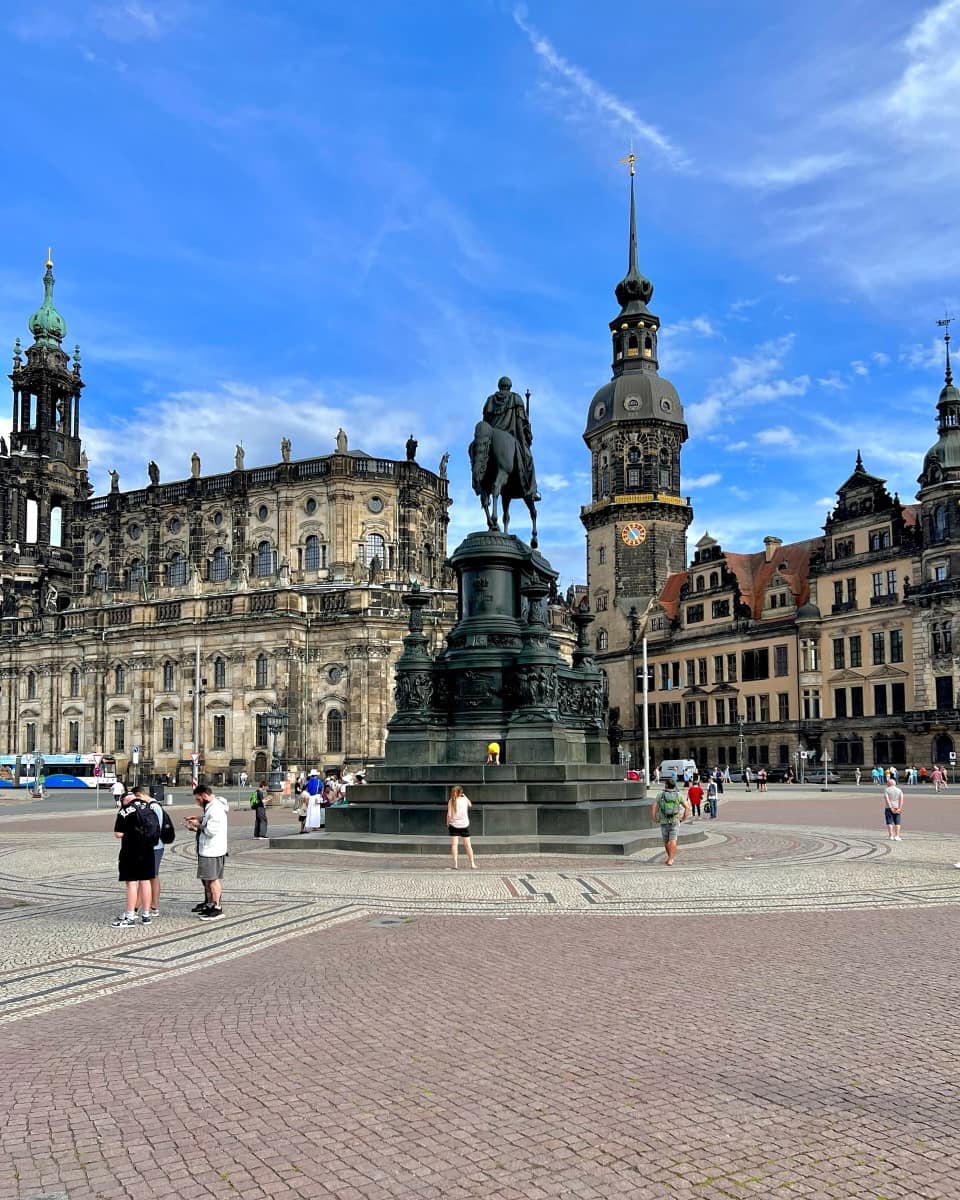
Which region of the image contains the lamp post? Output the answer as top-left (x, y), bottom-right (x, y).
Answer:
top-left (738, 716), bottom-right (746, 778)
top-left (265, 702), bottom-right (288, 794)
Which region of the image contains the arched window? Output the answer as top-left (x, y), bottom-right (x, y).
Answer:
top-left (304, 534), bottom-right (321, 572)
top-left (169, 553), bottom-right (188, 587)
top-left (659, 448), bottom-right (671, 489)
top-left (696, 576), bottom-right (705, 592)
top-left (710, 572), bottom-right (719, 588)
top-left (326, 708), bottom-right (344, 754)
top-left (70, 668), bottom-right (80, 697)
top-left (130, 558), bottom-right (145, 588)
top-left (26, 671), bottom-right (36, 699)
top-left (256, 541), bottom-right (273, 577)
top-left (255, 654), bottom-right (268, 688)
top-left (597, 630), bottom-right (608, 651)
top-left (214, 657), bottom-right (226, 689)
top-left (115, 665), bottom-right (125, 695)
top-left (25, 497), bottom-right (38, 543)
top-left (364, 532), bottom-right (386, 565)
top-left (163, 661), bottom-right (175, 691)
top-left (599, 455), bottom-right (609, 496)
top-left (643, 334), bottom-right (653, 356)
top-left (49, 503), bottom-right (63, 548)
top-left (91, 563), bottom-right (107, 591)
top-left (210, 546), bottom-right (229, 582)
top-left (934, 505), bottom-right (947, 541)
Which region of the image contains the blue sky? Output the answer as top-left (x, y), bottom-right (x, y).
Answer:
top-left (2, 0), bottom-right (958, 586)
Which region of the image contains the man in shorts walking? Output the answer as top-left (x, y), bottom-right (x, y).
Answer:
top-left (187, 783), bottom-right (229, 920)
top-left (883, 777), bottom-right (904, 841)
top-left (652, 776), bottom-right (691, 866)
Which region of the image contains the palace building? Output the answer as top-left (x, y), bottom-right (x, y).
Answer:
top-left (583, 181), bottom-right (960, 776)
top-left (0, 257), bottom-right (455, 784)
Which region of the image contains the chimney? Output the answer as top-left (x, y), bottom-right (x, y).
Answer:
top-left (763, 536), bottom-right (782, 563)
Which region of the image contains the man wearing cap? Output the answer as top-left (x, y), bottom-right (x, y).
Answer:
top-left (186, 783), bottom-right (230, 920)
top-left (111, 791), bottom-right (156, 927)
top-left (134, 784), bottom-right (167, 916)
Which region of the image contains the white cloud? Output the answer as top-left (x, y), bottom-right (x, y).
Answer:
top-left (776, 273), bottom-right (799, 284)
top-left (512, 7), bottom-right (690, 169)
top-left (688, 334), bottom-right (808, 434)
top-left (902, 339), bottom-right (945, 371)
top-left (884, 0), bottom-right (960, 129)
top-left (729, 152), bottom-right (854, 191)
top-left (814, 496), bottom-right (835, 508)
top-left (817, 374), bottom-right (848, 391)
top-left (725, 441), bottom-right (749, 453)
top-left (728, 297), bottom-right (760, 317)
top-left (684, 472), bottom-right (722, 489)
top-left (851, 360), bottom-right (870, 377)
top-left (872, 351), bottom-right (891, 367)
top-left (756, 425), bottom-right (798, 447)
top-left (539, 473), bottom-right (570, 491)
top-left (93, 2), bottom-right (172, 40)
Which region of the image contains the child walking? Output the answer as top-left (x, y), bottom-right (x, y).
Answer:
top-left (447, 785), bottom-right (476, 869)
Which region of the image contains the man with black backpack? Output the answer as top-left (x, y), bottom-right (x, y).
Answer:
top-left (111, 791), bottom-right (161, 927)
top-left (134, 784), bottom-right (175, 916)
top-left (652, 775), bottom-right (691, 867)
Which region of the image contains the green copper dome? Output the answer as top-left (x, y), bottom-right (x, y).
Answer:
top-left (28, 256), bottom-right (66, 347)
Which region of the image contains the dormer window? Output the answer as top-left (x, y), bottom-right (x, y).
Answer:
top-left (695, 576), bottom-right (705, 592)
top-left (868, 528), bottom-right (891, 551)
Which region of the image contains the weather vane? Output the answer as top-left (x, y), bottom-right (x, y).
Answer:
top-left (619, 151), bottom-right (636, 177)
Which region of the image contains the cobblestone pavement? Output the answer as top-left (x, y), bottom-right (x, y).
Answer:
top-left (3, 794), bottom-right (960, 1199)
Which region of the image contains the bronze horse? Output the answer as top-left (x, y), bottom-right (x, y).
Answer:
top-left (469, 420), bottom-right (539, 548)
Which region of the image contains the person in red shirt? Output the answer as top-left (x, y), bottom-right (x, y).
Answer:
top-left (687, 777), bottom-right (705, 819)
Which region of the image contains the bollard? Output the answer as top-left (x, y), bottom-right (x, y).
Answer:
top-left (165, 793), bottom-right (174, 805)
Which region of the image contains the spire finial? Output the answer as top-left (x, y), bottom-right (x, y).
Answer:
top-left (45, 247), bottom-right (53, 270)
top-left (938, 315), bottom-right (953, 386)
top-left (855, 449), bottom-right (864, 470)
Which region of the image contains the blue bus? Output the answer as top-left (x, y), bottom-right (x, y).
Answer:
top-left (0, 753), bottom-right (119, 789)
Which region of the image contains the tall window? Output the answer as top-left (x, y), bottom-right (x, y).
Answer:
top-left (91, 564), bottom-right (107, 591)
top-left (715, 697), bottom-right (726, 725)
top-left (49, 503), bottom-right (63, 548)
top-left (833, 638), bottom-right (845, 670)
top-left (70, 667), bottom-right (80, 697)
top-left (114, 719), bottom-right (125, 752)
top-left (255, 713), bottom-right (268, 746)
top-left (214, 657), bottom-right (226, 689)
top-left (364, 532), bottom-right (386, 565)
top-left (802, 689), bottom-right (821, 719)
top-left (778, 693), bottom-right (790, 721)
top-left (161, 718), bottom-right (174, 750)
top-left (872, 632), bottom-right (885, 665)
top-left (213, 714), bottom-right (226, 750)
top-left (851, 686), bottom-right (864, 717)
top-left (597, 630), bottom-right (608, 651)
top-left (304, 535), bottom-right (321, 572)
top-left (255, 654), bottom-right (268, 688)
top-left (115, 665), bottom-right (126, 694)
top-left (849, 636), bottom-right (862, 667)
top-left (713, 655), bottom-right (724, 683)
top-left (169, 553), bottom-right (188, 587)
top-left (67, 720), bottom-right (79, 752)
top-left (874, 684), bottom-right (888, 717)
top-left (25, 722), bottom-right (36, 752)
top-left (932, 622), bottom-right (952, 656)
top-left (872, 572), bottom-right (883, 598)
top-left (774, 645), bottom-right (788, 676)
top-left (210, 546), bottom-right (229, 582)
top-left (256, 541), bottom-right (273, 577)
top-left (835, 689), bottom-right (848, 719)
top-left (26, 671), bottom-right (36, 699)
top-left (887, 569), bottom-right (897, 595)
top-left (626, 447), bottom-right (641, 489)
top-left (598, 545), bottom-right (606, 565)
top-left (25, 497), bottom-right (38, 543)
top-left (890, 629), bottom-right (904, 663)
top-left (129, 558), bottom-right (145, 589)
top-left (326, 709), bottom-right (344, 754)
top-left (934, 505), bottom-right (947, 541)
top-left (745, 695), bottom-right (757, 722)
top-left (163, 661), bottom-right (175, 691)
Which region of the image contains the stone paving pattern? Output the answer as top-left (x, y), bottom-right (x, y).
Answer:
top-left (3, 785), bottom-right (960, 1198)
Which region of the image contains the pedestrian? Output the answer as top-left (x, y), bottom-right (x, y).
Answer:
top-left (687, 776), bottom-right (704, 819)
top-left (486, 742), bottom-right (501, 765)
top-left (446, 784), bottom-right (476, 869)
top-left (238, 770), bottom-right (248, 790)
top-left (251, 779), bottom-right (269, 840)
top-left (134, 784), bottom-right (171, 916)
top-left (932, 765), bottom-right (945, 792)
top-left (855, 767), bottom-right (861, 787)
top-left (111, 791), bottom-right (159, 927)
top-left (706, 776), bottom-right (719, 819)
top-left (920, 766), bottom-right (928, 785)
top-left (714, 767), bottom-right (725, 795)
top-left (304, 769), bottom-right (325, 831)
top-left (744, 766), bottom-right (752, 791)
top-left (883, 777), bottom-right (904, 841)
top-left (652, 776), bottom-right (691, 866)
top-left (186, 783), bottom-right (229, 920)
top-left (758, 767), bottom-right (768, 792)
top-left (112, 777), bottom-right (125, 808)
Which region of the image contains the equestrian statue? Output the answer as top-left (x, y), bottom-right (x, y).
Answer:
top-left (468, 376), bottom-right (540, 548)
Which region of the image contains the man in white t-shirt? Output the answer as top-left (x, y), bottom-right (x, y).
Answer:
top-left (111, 779), bottom-right (125, 808)
top-left (883, 779), bottom-right (904, 841)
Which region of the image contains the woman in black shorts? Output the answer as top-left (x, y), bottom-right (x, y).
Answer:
top-left (446, 785), bottom-right (476, 869)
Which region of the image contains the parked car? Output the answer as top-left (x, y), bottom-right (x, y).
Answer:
top-left (805, 768), bottom-right (841, 784)
top-left (765, 765), bottom-right (795, 783)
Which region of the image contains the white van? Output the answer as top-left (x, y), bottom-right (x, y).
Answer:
top-left (658, 758), bottom-right (698, 784)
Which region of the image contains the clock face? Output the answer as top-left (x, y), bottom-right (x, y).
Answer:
top-left (621, 522), bottom-right (647, 547)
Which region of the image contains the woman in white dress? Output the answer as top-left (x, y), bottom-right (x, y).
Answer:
top-left (304, 769), bottom-right (326, 831)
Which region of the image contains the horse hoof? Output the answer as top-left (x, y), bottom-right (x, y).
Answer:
top-left (531, 536), bottom-right (538, 549)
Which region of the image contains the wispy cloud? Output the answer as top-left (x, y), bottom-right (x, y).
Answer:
top-left (776, 273), bottom-right (799, 284)
top-left (729, 152), bottom-right (854, 191)
top-left (872, 351), bottom-right (891, 367)
top-left (756, 425), bottom-right (798, 448)
top-left (687, 335), bottom-right (809, 434)
top-left (817, 374), bottom-right (848, 391)
top-left (540, 473), bottom-right (570, 491)
top-left (685, 472), bottom-right (722, 489)
top-left (512, 7), bottom-right (690, 169)
top-left (851, 360), bottom-right (870, 377)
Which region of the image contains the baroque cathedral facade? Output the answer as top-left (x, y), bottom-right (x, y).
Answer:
top-left (1, 257), bottom-right (453, 784)
top-left (583, 178), bottom-right (960, 777)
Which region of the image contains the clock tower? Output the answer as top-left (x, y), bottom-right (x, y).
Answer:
top-left (580, 166), bottom-right (692, 678)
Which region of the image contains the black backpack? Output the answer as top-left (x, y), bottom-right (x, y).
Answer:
top-left (159, 807), bottom-right (176, 845)
top-left (132, 801), bottom-right (161, 846)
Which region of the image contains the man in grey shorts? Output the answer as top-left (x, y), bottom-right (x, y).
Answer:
top-left (186, 783), bottom-right (230, 920)
top-left (652, 776), bottom-right (691, 866)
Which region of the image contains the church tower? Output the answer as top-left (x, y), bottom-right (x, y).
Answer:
top-left (580, 164), bottom-right (693, 659)
top-left (1, 254), bottom-right (90, 614)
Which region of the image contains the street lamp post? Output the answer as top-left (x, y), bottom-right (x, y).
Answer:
top-left (738, 716), bottom-right (746, 778)
top-left (265, 702), bottom-right (288, 794)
